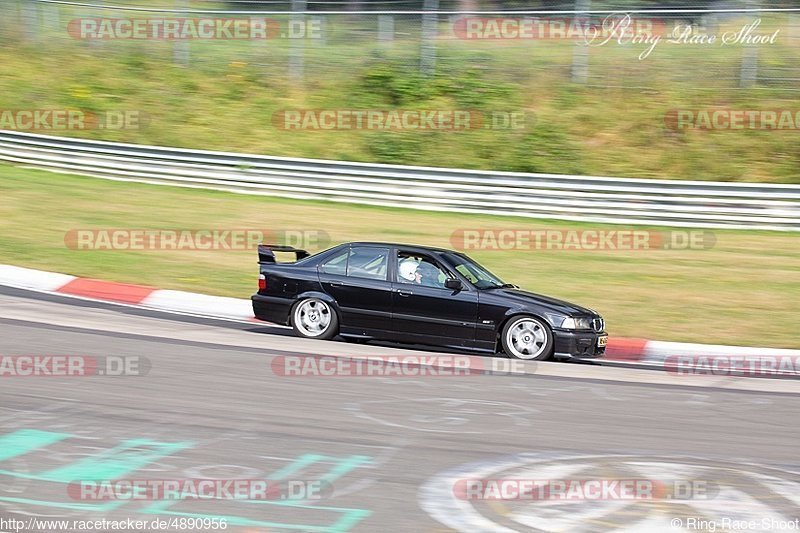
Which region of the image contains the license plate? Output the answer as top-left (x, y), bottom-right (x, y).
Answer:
top-left (597, 335), bottom-right (608, 348)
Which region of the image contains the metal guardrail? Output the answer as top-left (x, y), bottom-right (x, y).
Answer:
top-left (0, 130), bottom-right (799, 230)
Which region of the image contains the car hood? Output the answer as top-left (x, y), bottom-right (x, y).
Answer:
top-left (484, 287), bottom-right (597, 316)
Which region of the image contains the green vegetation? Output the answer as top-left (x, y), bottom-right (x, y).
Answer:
top-left (0, 9), bottom-right (798, 182)
top-left (1, 164), bottom-right (797, 348)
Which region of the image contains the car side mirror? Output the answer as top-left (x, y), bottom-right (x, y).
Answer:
top-left (444, 278), bottom-right (462, 291)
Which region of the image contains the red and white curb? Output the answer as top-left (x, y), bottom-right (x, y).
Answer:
top-left (0, 264), bottom-right (255, 323)
top-left (1, 264), bottom-right (798, 369)
top-left (601, 337), bottom-right (800, 367)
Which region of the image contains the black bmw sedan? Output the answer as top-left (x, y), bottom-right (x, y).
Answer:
top-left (252, 242), bottom-right (607, 360)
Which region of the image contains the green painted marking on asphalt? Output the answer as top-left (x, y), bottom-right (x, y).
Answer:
top-left (143, 454), bottom-right (374, 532)
top-left (0, 435), bottom-right (193, 517)
top-left (269, 453), bottom-right (325, 480)
top-left (35, 438), bottom-right (191, 482)
top-left (0, 429), bottom-right (71, 462)
top-left (0, 496), bottom-right (125, 512)
top-left (325, 508), bottom-right (372, 533)
top-left (136, 500), bottom-right (173, 514)
top-left (0, 437), bottom-right (372, 533)
top-left (270, 454), bottom-right (373, 484)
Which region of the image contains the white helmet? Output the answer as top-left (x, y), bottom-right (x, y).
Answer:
top-left (398, 260), bottom-right (418, 282)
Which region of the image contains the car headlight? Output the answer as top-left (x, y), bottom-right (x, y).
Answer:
top-left (561, 317), bottom-right (593, 330)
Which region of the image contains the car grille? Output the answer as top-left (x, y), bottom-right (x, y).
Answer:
top-left (592, 318), bottom-right (604, 332)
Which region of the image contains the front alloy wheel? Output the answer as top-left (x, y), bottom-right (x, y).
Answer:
top-left (501, 316), bottom-right (553, 360)
top-left (292, 298), bottom-right (338, 340)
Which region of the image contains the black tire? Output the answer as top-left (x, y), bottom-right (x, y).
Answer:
top-left (500, 316), bottom-right (553, 360)
top-left (291, 298), bottom-right (339, 340)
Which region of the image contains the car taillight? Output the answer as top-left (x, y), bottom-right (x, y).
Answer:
top-left (258, 274), bottom-right (266, 290)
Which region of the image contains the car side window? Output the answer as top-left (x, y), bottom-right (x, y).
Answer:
top-left (396, 252), bottom-right (448, 288)
top-left (319, 249), bottom-right (348, 275)
top-left (346, 247), bottom-right (389, 281)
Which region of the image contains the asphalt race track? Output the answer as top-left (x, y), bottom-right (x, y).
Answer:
top-left (0, 286), bottom-right (798, 532)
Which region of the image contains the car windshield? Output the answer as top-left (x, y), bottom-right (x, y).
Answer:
top-left (446, 253), bottom-right (508, 290)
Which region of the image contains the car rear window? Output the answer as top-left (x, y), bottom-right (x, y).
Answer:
top-left (346, 247), bottom-right (389, 281)
top-left (319, 249), bottom-right (348, 275)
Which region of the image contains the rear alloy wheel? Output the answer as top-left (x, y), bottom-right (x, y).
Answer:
top-left (292, 298), bottom-right (338, 340)
top-left (501, 316), bottom-right (553, 360)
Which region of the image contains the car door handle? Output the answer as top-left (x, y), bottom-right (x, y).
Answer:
top-left (328, 281), bottom-right (343, 287)
top-left (395, 289), bottom-right (413, 296)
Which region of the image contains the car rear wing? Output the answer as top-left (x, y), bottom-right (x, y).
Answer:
top-left (258, 244), bottom-right (310, 264)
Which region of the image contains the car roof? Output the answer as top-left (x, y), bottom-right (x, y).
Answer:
top-left (342, 242), bottom-right (456, 255)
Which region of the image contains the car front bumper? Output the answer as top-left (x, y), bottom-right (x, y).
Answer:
top-left (553, 330), bottom-right (607, 359)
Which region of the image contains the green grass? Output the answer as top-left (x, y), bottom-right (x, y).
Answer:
top-left (1, 163), bottom-right (798, 349)
top-left (0, 10), bottom-right (799, 182)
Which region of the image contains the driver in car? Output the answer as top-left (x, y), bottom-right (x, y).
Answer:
top-left (398, 259), bottom-right (423, 284)
top-left (416, 261), bottom-right (443, 288)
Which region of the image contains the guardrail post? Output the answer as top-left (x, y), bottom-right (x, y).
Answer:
top-left (739, 0), bottom-right (760, 88)
top-left (0, 1), bottom-right (15, 38)
top-left (251, 14), bottom-right (266, 53)
top-left (793, 13), bottom-right (800, 42)
top-left (42, 0), bottom-right (59, 36)
top-left (571, 0), bottom-right (591, 83)
top-left (378, 15), bottom-right (394, 43)
top-left (420, 0), bottom-right (438, 75)
top-left (22, 0), bottom-right (38, 41)
top-left (86, 0), bottom-right (104, 50)
top-left (315, 15), bottom-right (327, 47)
top-left (289, 0), bottom-right (306, 80)
top-left (173, 0), bottom-right (190, 66)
